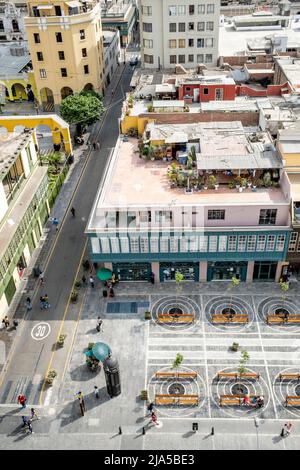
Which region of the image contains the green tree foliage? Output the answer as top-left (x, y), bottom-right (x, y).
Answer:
top-left (172, 353), bottom-right (184, 369)
top-left (60, 92), bottom-right (105, 135)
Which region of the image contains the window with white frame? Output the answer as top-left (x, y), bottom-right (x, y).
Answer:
top-left (197, 21), bottom-right (205, 31)
top-left (142, 22), bottom-right (152, 32)
top-left (142, 5), bottom-right (152, 15)
top-left (238, 235), bottom-right (247, 252)
top-left (198, 4), bottom-right (205, 14)
top-left (130, 237), bottom-right (139, 253)
top-left (218, 236), bottom-right (227, 252)
top-left (206, 21), bottom-right (214, 30)
top-left (143, 39), bottom-right (153, 48)
top-left (169, 5), bottom-right (177, 15)
top-left (209, 235), bottom-right (217, 252)
top-left (276, 234), bottom-right (286, 252)
top-left (197, 53), bottom-right (204, 63)
top-left (228, 235), bottom-right (237, 252)
top-left (120, 237), bottom-right (129, 253)
top-left (150, 237), bottom-right (159, 252)
top-left (266, 234), bottom-right (276, 251)
top-left (206, 37), bottom-right (214, 47)
top-left (207, 4), bottom-right (215, 13)
top-left (180, 237), bottom-right (188, 252)
top-left (140, 210), bottom-right (151, 223)
top-left (110, 237), bottom-right (120, 253)
top-left (256, 235), bottom-right (266, 251)
top-left (288, 231), bottom-right (298, 252)
top-left (170, 237), bottom-right (178, 252)
top-left (91, 237), bottom-right (100, 254)
top-left (247, 235), bottom-right (256, 252)
top-left (208, 210), bottom-right (225, 220)
top-left (189, 236), bottom-right (198, 252)
top-left (205, 54), bottom-right (213, 63)
top-left (140, 237), bottom-right (149, 253)
top-left (155, 211), bottom-right (172, 223)
top-left (169, 39), bottom-right (177, 48)
top-left (199, 235), bottom-right (208, 252)
top-left (100, 237), bottom-right (110, 253)
top-left (178, 5), bottom-right (186, 14)
top-left (160, 237), bottom-right (169, 253)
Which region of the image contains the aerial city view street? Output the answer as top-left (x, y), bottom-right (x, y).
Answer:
top-left (1, 0), bottom-right (300, 453)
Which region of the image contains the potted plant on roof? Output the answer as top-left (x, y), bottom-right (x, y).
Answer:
top-left (247, 177), bottom-right (252, 188)
top-left (208, 174), bottom-right (217, 189)
top-left (263, 171), bottom-right (272, 188)
top-left (235, 176), bottom-right (241, 189)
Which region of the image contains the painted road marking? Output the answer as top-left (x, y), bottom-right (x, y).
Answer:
top-left (31, 322), bottom-right (51, 341)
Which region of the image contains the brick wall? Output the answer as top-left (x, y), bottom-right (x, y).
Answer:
top-left (139, 111), bottom-right (259, 127)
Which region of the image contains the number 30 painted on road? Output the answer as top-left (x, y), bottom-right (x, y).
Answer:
top-left (31, 322), bottom-right (51, 341)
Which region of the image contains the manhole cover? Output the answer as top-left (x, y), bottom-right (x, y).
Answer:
top-left (169, 307), bottom-right (183, 316)
top-left (168, 382), bottom-right (185, 395)
top-left (275, 308), bottom-right (289, 316)
top-left (295, 385), bottom-right (300, 396)
top-left (231, 383), bottom-right (249, 395)
top-left (222, 307), bottom-right (236, 316)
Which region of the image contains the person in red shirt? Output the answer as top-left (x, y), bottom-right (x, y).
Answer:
top-left (243, 394), bottom-right (251, 406)
top-left (150, 411), bottom-right (159, 426)
top-left (18, 394), bottom-right (27, 409)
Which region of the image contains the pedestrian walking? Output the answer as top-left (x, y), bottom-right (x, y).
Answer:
top-left (30, 408), bottom-right (39, 420)
top-left (39, 271), bottom-right (44, 286)
top-left (82, 275), bottom-right (87, 286)
top-left (109, 286), bottom-right (115, 298)
top-left (94, 386), bottom-right (99, 399)
top-left (18, 394), bottom-right (27, 409)
top-left (284, 422), bottom-right (292, 436)
top-left (93, 142), bottom-right (96, 150)
top-left (71, 207), bottom-right (76, 217)
top-left (76, 391), bottom-right (85, 416)
top-left (96, 316), bottom-right (103, 332)
top-left (21, 416), bottom-right (29, 428)
top-left (96, 142), bottom-right (100, 150)
top-left (52, 217), bottom-right (59, 231)
top-left (146, 402), bottom-right (155, 416)
top-left (25, 297), bottom-right (32, 312)
top-left (89, 275), bottom-right (95, 288)
top-left (43, 294), bottom-right (50, 309)
top-left (2, 316), bottom-right (10, 328)
top-left (150, 411), bottom-right (159, 426)
top-left (40, 296), bottom-right (46, 309)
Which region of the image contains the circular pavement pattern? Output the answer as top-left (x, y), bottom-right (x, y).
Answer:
top-left (205, 296), bottom-right (254, 332)
top-left (148, 366), bottom-right (206, 417)
top-left (257, 297), bottom-right (300, 332)
top-left (211, 367), bottom-right (270, 418)
top-left (151, 296), bottom-right (201, 331)
top-left (273, 368), bottom-right (300, 417)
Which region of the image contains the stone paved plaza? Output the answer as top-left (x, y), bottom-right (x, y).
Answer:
top-left (2, 281), bottom-right (300, 449)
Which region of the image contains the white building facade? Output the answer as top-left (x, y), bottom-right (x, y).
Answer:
top-left (103, 29), bottom-right (121, 86)
top-left (0, 2), bottom-right (27, 42)
top-left (139, 0), bottom-right (220, 69)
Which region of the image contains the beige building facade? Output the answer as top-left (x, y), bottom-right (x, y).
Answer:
top-left (25, 0), bottom-right (105, 108)
top-left (139, 0), bottom-right (220, 69)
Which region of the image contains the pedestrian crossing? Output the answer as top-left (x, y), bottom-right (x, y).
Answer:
top-left (0, 375), bottom-right (42, 406)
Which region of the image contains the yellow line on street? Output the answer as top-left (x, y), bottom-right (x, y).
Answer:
top-left (39, 238), bottom-right (88, 405)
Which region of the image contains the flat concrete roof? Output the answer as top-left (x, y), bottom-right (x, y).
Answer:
top-left (0, 131), bottom-right (32, 178)
top-left (90, 137), bottom-right (286, 214)
top-left (276, 57), bottom-right (300, 90)
top-left (0, 43), bottom-right (31, 79)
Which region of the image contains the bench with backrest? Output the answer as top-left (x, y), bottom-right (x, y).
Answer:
top-left (219, 394), bottom-right (262, 406)
top-left (155, 394), bottom-right (199, 406)
top-left (155, 371), bottom-right (197, 380)
top-left (211, 314), bottom-right (249, 324)
top-left (279, 373), bottom-right (300, 381)
top-left (267, 314), bottom-right (300, 325)
top-left (286, 396), bottom-right (300, 406)
top-left (157, 313), bottom-right (195, 324)
top-left (217, 372), bottom-right (260, 381)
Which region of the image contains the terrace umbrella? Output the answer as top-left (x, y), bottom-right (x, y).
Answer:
top-left (92, 342), bottom-right (111, 362)
top-left (96, 267), bottom-right (112, 281)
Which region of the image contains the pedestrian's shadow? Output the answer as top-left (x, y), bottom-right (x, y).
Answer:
top-left (58, 388), bottom-right (110, 427)
top-left (272, 435), bottom-right (284, 444)
top-left (70, 363), bottom-right (101, 381)
top-left (183, 431), bottom-right (195, 438)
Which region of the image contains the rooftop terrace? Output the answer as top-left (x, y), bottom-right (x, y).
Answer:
top-left (0, 130), bottom-right (32, 178)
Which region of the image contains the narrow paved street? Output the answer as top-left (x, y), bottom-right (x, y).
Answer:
top-left (0, 64), bottom-right (134, 407)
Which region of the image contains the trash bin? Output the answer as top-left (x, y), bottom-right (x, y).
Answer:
top-left (103, 355), bottom-right (121, 398)
top-left (103, 290), bottom-right (108, 298)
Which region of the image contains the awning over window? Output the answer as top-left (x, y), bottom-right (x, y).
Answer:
top-left (37, 4), bottom-right (53, 9)
top-left (65, 1), bottom-right (82, 8)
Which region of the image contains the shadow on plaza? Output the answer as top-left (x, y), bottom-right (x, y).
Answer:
top-left (70, 363), bottom-right (101, 381)
top-left (58, 388), bottom-right (110, 427)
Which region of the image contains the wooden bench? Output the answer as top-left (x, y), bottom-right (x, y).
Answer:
top-left (286, 396), bottom-right (300, 406)
top-left (217, 372), bottom-right (260, 381)
top-left (219, 394), bottom-right (262, 406)
top-left (155, 371), bottom-right (197, 380)
top-left (279, 373), bottom-right (300, 381)
top-left (155, 394), bottom-right (199, 406)
top-left (267, 314), bottom-right (300, 324)
top-left (211, 314), bottom-right (249, 324)
top-left (157, 313), bottom-right (195, 324)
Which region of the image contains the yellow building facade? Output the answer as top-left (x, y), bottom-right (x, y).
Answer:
top-left (25, 0), bottom-right (105, 109)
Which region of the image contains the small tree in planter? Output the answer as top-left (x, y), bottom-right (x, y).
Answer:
top-left (71, 290), bottom-right (78, 303)
top-left (238, 350), bottom-right (250, 376)
top-left (228, 276), bottom-right (240, 313)
top-left (58, 334), bottom-right (67, 347)
top-left (172, 353), bottom-right (184, 370)
top-left (45, 369), bottom-right (57, 385)
top-left (279, 280), bottom-right (289, 315)
top-left (175, 271), bottom-right (184, 309)
top-left (145, 310), bottom-right (151, 320)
